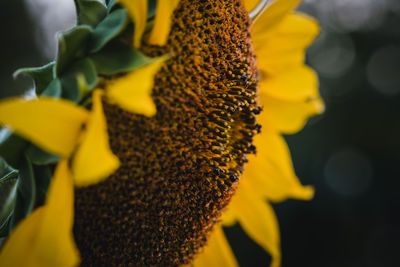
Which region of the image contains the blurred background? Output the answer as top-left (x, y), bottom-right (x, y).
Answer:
top-left (0, 0), bottom-right (399, 266)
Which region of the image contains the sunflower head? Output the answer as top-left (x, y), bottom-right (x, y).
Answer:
top-left (0, 0), bottom-right (323, 266)
top-left (74, 0), bottom-right (260, 265)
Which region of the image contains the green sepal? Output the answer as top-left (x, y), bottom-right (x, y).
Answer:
top-left (0, 129), bottom-right (28, 169)
top-left (33, 165), bottom-right (52, 207)
top-left (107, 0), bottom-right (118, 12)
top-left (13, 62), bottom-right (55, 95)
top-left (106, 0), bottom-right (155, 17)
top-left (41, 78), bottom-right (62, 97)
top-left (0, 216), bottom-right (11, 237)
top-left (72, 58), bottom-right (99, 89)
top-left (9, 153), bottom-right (36, 230)
top-left (90, 41), bottom-right (154, 74)
top-left (89, 9), bottom-right (129, 53)
top-left (60, 58), bottom-right (98, 102)
top-left (56, 25), bottom-right (93, 75)
top-left (60, 77), bottom-right (80, 102)
top-left (25, 144), bottom-right (60, 166)
top-left (148, 0), bottom-right (157, 18)
top-left (0, 157), bottom-right (19, 234)
top-left (75, 0), bottom-right (107, 27)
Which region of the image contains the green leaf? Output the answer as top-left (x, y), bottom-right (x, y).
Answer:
top-left (13, 62), bottom-right (55, 95)
top-left (60, 58), bottom-right (98, 102)
top-left (0, 129), bottom-right (28, 169)
top-left (33, 165), bottom-right (52, 207)
top-left (66, 58), bottom-right (98, 89)
top-left (89, 9), bottom-right (129, 53)
top-left (75, 0), bottom-right (107, 27)
top-left (41, 78), bottom-right (62, 97)
top-left (90, 41), bottom-right (154, 74)
top-left (56, 25), bottom-right (93, 75)
top-left (9, 153), bottom-right (36, 230)
top-left (25, 144), bottom-right (60, 166)
top-left (0, 216), bottom-right (11, 237)
top-left (148, 0), bottom-right (157, 18)
top-left (0, 157), bottom-right (19, 233)
top-left (60, 77), bottom-right (80, 102)
top-left (107, 0), bottom-right (118, 12)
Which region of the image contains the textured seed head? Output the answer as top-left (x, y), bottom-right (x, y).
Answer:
top-left (73, 0), bottom-right (259, 265)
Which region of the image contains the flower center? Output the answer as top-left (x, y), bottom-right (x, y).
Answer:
top-left (74, 0), bottom-right (259, 265)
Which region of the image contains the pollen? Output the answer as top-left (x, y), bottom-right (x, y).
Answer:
top-left (73, 0), bottom-right (260, 265)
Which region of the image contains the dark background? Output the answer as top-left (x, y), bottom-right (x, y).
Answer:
top-left (1, 0), bottom-right (399, 266)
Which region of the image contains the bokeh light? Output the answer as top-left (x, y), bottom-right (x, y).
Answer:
top-left (367, 45), bottom-right (400, 95)
top-left (308, 32), bottom-right (355, 79)
top-left (324, 148), bottom-right (373, 197)
top-left (301, 0), bottom-right (388, 32)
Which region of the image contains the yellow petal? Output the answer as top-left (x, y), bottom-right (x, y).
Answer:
top-left (35, 160), bottom-right (80, 266)
top-left (243, 0), bottom-right (260, 12)
top-left (253, 13), bottom-right (320, 51)
top-left (259, 93), bottom-right (324, 134)
top-left (254, 13), bottom-right (320, 75)
top-left (147, 0), bottom-right (180, 46)
top-left (260, 66), bottom-right (318, 101)
top-left (0, 207), bottom-right (45, 267)
top-left (244, 133), bottom-right (315, 202)
top-left (191, 225), bottom-right (238, 267)
top-left (72, 90), bottom-right (120, 187)
top-left (252, 0), bottom-right (302, 34)
top-left (231, 182), bottom-right (281, 267)
top-left (0, 97), bottom-right (89, 157)
top-left (220, 206), bottom-right (237, 227)
top-left (0, 160), bottom-right (80, 267)
top-left (258, 49), bottom-right (307, 77)
top-left (119, 0), bottom-right (147, 48)
top-left (106, 62), bottom-right (163, 116)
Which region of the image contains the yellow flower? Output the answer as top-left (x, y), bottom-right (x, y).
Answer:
top-left (191, 0), bottom-right (323, 266)
top-left (0, 0), bottom-right (174, 264)
top-left (0, 0), bottom-right (171, 262)
top-left (0, 0), bottom-right (323, 266)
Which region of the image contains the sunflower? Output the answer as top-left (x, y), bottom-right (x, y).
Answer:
top-left (0, 0), bottom-right (322, 266)
top-left (190, 1), bottom-right (324, 266)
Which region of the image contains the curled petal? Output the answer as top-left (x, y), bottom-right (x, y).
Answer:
top-left (148, 0), bottom-right (180, 46)
top-left (0, 160), bottom-right (80, 267)
top-left (106, 62), bottom-right (163, 116)
top-left (0, 97), bottom-right (89, 157)
top-left (191, 225), bottom-right (238, 267)
top-left (72, 90), bottom-right (120, 187)
top-left (252, 0), bottom-right (302, 33)
top-left (244, 133), bottom-right (315, 202)
top-left (119, 0), bottom-right (147, 48)
top-left (243, 0), bottom-right (260, 12)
